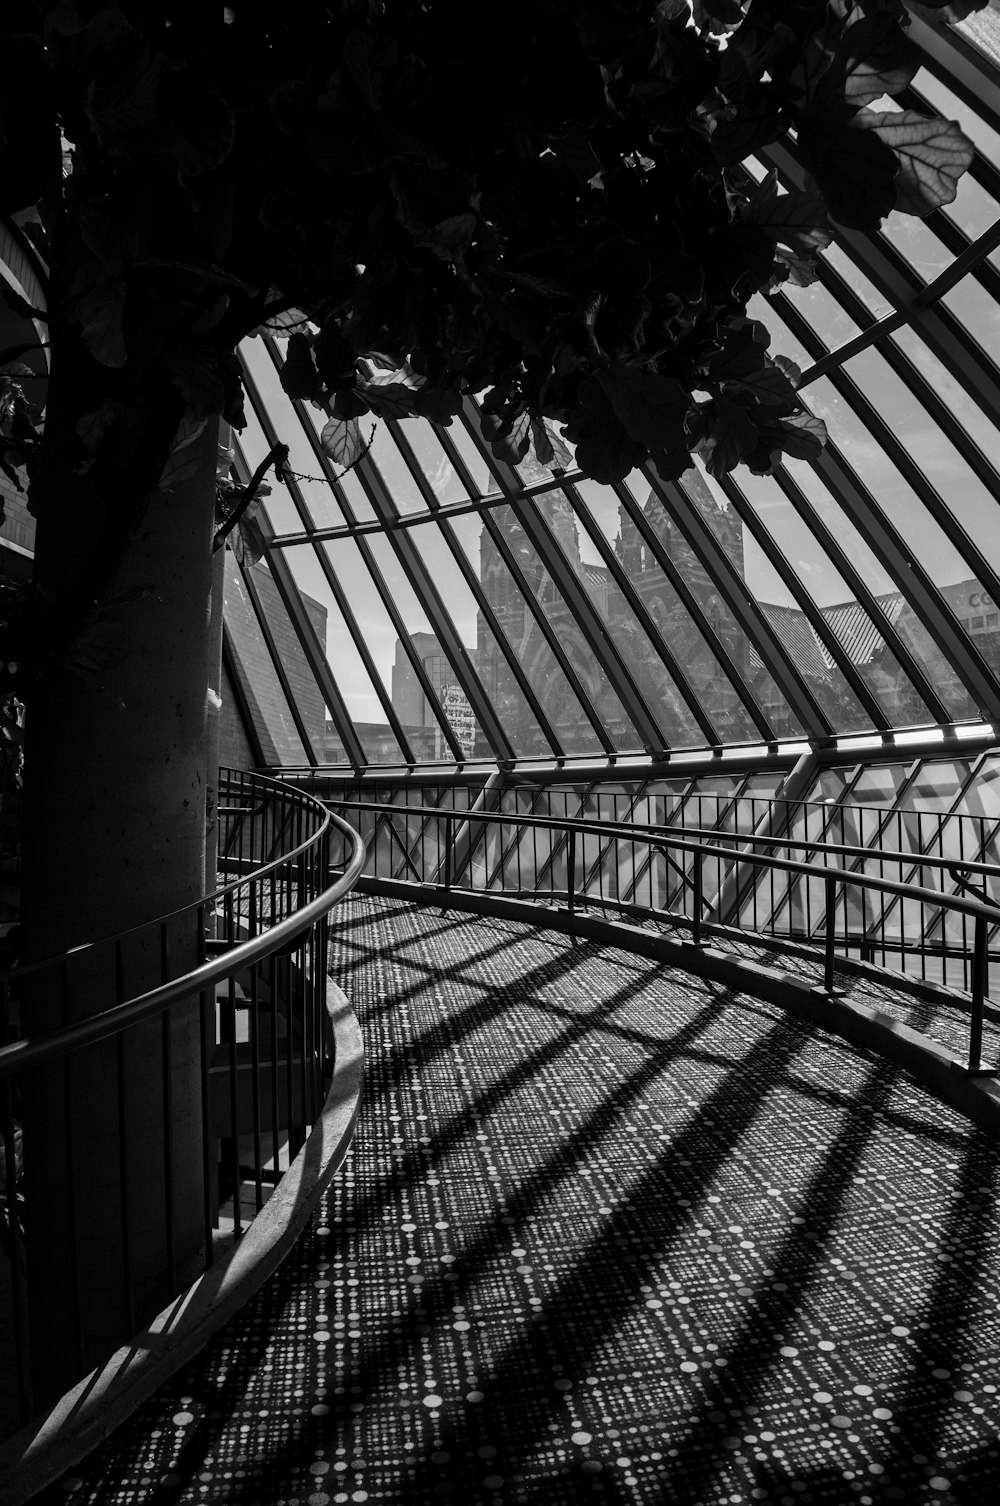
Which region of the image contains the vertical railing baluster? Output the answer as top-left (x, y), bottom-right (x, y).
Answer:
top-left (567, 826), bottom-right (576, 915)
top-left (249, 878), bottom-right (262, 1212)
top-left (61, 959), bottom-right (85, 1377)
top-left (197, 918), bottom-right (215, 1270)
top-left (968, 914), bottom-right (989, 1075)
top-left (160, 924), bottom-right (176, 1292)
top-left (114, 940), bottom-right (135, 1336)
top-left (1, 976), bottom-right (30, 1422)
top-left (823, 875), bottom-right (839, 997)
top-left (269, 949), bottom-right (281, 1177)
top-left (691, 849), bottom-right (704, 947)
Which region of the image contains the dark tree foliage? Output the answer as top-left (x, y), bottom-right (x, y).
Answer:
top-left (0, 0), bottom-right (988, 546)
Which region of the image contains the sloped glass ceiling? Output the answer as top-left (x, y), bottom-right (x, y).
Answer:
top-left (223, 8), bottom-right (1000, 775)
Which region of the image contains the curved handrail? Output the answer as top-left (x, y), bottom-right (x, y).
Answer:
top-left (337, 795), bottom-right (1000, 1072)
top-left (340, 798), bottom-right (1000, 899)
top-left (0, 771), bottom-right (333, 984)
top-left (0, 804), bottom-right (365, 1080)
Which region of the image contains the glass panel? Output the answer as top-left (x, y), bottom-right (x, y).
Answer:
top-left (579, 478), bottom-right (760, 743)
top-left (275, 544), bottom-right (407, 765)
top-left (910, 69), bottom-right (1000, 239)
top-left (878, 205), bottom-right (954, 288)
top-left (446, 510), bottom-right (604, 756)
top-left (244, 553), bottom-right (332, 760)
top-left (747, 294), bottom-right (816, 372)
top-left (394, 420), bottom-right (471, 506)
top-left (539, 487), bottom-right (701, 748)
top-left (368, 422), bottom-right (427, 514)
top-left (888, 326), bottom-right (1000, 554)
top-left (242, 339), bottom-right (351, 533)
top-left (770, 277), bottom-right (862, 355)
top-left (730, 473), bottom-right (892, 730)
top-left (475, 498), bottom-right (642, 752)
top-left (234, 391), bottom-right (303, 537)
top-left (843, 344), bottom-right (1000, 581)
top-left (942, 270), bottom-right (1000, 376)
top-left (821, 243), bottom-right (894, 321)
top-left (447, 416), bottom-right (501, 498)
top-left (321, 535), bottom-right (459, 761)
top-left (222, 552), bottom-right (307, 764)
top-left (407, 517), bottom-right (551, 758)
top-left (364, 531), bottom-right (486, 757)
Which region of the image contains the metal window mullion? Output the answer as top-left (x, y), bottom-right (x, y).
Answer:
top-left (230, 550), bottom-right (320, 763)
top-left (765, 139), bottom-right (1000, 425)
top-left (764, 465), bottom-right (952, 726)
top-left (478, 507), bottom-right (617, 755)
top-left (221, 623), bottom-right (268, 767)
top-left (434, 516), bottom-right (566, 757)
top-left (391, 418), bottom-right (614, 749)
top-left (229, 440), bottom-right (366, 767)
top-left (458, 395), bottom-right (669, 752)
top-left (645, 466), bottom-right (835, 739)
top-left (385, 421), bottom-right (566, 757)
top-left (255, 358), bottom-right (469, 757)
top-left (283, 436), bottom-right (467, 761)
top-left (907, 14), bottom-right (1000, 144)
top-left (507, 495), bottom-right (669, 754)
top-left (294, 538), bottom-right (418, 764)
top-left (811, 445), bottom-right (1000, 718)
top-left (262, 542), bottom-right (369, 769)
top-left (567, 484), bottom-right (723, 747)
top-left (358, 458), bottom-right (516, 763)
top-left (612, 482), bottom-right (776, 742)
top-left (241, 354), bottom-right (323, 535)
top-left (714, 475), bottom-right (890, 730)
top-left (772, 295), bottom-right (1000, 616)
top-left (236, 386), bottom-right (413, 763)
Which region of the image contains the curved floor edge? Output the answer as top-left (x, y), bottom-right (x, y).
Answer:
top-left (0, 983), bottom-right (365, 1506)
top-left (359, 877), bottom-right (1000, 1141)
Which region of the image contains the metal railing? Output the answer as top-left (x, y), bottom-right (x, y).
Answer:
top-left (0, 769), bottom-right (365, 1427)
top-left (332, 793), bottom-right (1000, 1061)
top-left (291, 772), bottom-right (1000, 937)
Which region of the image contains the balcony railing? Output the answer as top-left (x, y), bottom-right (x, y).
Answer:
top-left (0, 768), bottom-right (365, 1428)
top-left (326, 794), bottom-right (999, 1068)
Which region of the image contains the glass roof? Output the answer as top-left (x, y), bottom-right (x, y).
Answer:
top-left (221, 7), bottom-right (1000, 776)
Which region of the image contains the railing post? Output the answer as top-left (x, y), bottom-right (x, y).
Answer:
top-left (967, 914), bottom-right (990, 1075)
top-left (691, 851), bottom-right (704, 947)
top-left (442, 812), bottom-right (452, 908)
top-left (819, 874), bottom-right (846, 998)
top-left (567, 827), bottom-right (576, 915)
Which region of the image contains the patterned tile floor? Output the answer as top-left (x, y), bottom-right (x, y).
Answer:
top-left (30, 896), bottom-right (1000, 1505)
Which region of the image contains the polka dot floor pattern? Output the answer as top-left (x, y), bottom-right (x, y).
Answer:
top-left (32, 895), bottom-right (1000, 1506)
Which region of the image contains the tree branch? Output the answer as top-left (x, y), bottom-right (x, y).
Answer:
top-left (213, 441), bottom-right (288, 552)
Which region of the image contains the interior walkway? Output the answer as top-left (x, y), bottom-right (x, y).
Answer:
top-left (29, 895), bottom-right (1000, 1505)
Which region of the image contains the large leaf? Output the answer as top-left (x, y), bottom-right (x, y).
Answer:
top-left (596, 364), bottom-right (690, 450)
top-left (738, 171), bottom-right (832, 257)
top-left (565, 383), bottom-right (645, 484)
top-left (796, 116), bottom-right (899, 228)
top-left (821, 13), bottom-right (920, 113)
top-left (320, 415), bottom-right (368, 469)
top-left (856, 108), bottom-right (975, 217)
top-left (280, 333), bottom-right (321, 401)
top-left (361, 382), bottom-right (420, 419)
top-left (489, 408), bottom-right (531, 464)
